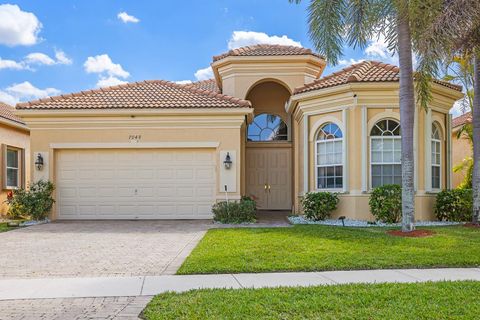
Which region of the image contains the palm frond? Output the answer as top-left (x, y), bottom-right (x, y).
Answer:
top-left (307, 0), bottom-right (347, 65)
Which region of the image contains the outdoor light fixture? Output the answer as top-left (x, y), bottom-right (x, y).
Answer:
top-left (35, 153), bottom-right (44, 171)
top-left (339, 216), bottom-right (346, 227)
top-left (223, 152), bottom-right (232, 170)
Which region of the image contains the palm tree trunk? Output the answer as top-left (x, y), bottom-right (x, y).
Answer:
top-left (472, 53), bottom-right (480, 223)
top-left (397, 12), bottom-right (415, 232)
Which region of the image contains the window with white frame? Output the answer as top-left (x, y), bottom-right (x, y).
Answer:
top-left (431, 123), bottom-right (441, 189)
top-left (370, 119), bottom-right (401, 188)
top-left (316, 123), bottom-right (343, 189)
top-left (5, 147), bottom-right (20, 189)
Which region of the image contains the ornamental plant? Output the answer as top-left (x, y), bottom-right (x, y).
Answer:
top-left (302, 191), bottom-right (339, 221)
top-left (7, 180), bottom-right (55, 221)
top-left (369, 184), bottom-right (402, 223)
top-left (435, 189), bottom-right (472, 222)
top-left (212, 197), bottom-right (257, 224)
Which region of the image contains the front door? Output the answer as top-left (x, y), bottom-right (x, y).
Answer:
top-left (246, 147), bottom-right (292, 210)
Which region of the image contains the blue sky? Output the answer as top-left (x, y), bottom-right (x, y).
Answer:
top-left (1, 1), bottom-right (463, 114)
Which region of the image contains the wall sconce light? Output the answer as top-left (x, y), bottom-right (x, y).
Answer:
top-left (223, 152), bottom-right (232, 170)
top-left (35, 153), bottom-right (44, 171)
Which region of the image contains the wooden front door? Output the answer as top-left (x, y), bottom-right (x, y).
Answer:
top-left (246, 147), bottom-right (292, 210)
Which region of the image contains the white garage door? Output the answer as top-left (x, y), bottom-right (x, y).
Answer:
top-left (56, 149), bottom-right (216, 219)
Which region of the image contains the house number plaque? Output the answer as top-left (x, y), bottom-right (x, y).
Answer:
top-left (129, 135), bottom-right (142, 143)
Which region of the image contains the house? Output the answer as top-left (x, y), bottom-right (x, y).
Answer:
top-left (15, 44), bottom-right (463, 221)
top-left (452, 112), bottom-right (472, 187)
top-left (0, 102), bottom-right (30, 216)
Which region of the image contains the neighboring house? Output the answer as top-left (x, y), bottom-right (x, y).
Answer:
top-left (16, 44), bottom-right (463, 221)
top-left (452, 112), bottom-right (472, 187)
top-left (0, 102), bottom-right (30, 216)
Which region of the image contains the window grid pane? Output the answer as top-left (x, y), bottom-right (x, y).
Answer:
top-left (371, 123), bottom-right (401, 187)
top-left (316, 123), bottom-right (343, 190)
top-left (247, 114), bottom-right (288, 141)
top-left (317, 166), bottom-right (343, 189)
top-left (6, 148), bottom-right (20, 188)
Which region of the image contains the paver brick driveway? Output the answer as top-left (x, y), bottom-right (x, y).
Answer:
top-left (0, 220), bottom-right (210, 279)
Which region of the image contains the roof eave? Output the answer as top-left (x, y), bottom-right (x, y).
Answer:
top-left (0, 117), bottom-right (29, 131)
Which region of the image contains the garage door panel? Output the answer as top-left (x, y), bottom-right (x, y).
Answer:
top-left (56, 149), bottom-right (216, 219)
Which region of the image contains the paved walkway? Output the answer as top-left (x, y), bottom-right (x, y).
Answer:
top-left (0, 220), bottom-right (210, 278)
top-left (0, 296), bottom-right (152, 320)
top-left (1, 268), bottom-right (479, 301)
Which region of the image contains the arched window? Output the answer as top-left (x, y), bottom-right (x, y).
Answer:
top-left (247, 114), bottom-right (288, 141)
top-left (316, 123), bottom-right (343, 189)
top-left (370, 119), bottom-right (401, 188)
top-left (431, 123), bottom-right (442, 189)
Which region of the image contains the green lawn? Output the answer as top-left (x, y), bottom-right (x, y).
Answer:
top-left (142, 281), bottom-right (480, 320)
top-left (178, 225), bottom-right (480, 274)
top-left (0, 222), bottom-right (13, 233)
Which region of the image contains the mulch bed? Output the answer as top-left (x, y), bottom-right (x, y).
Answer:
top-left (463, 223), bottom-right (480, 229)
top-left (387, 229), bottom-right (435, 238)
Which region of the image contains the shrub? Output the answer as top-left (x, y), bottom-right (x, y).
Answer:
top-left (435, 189), bottom-right (472, 222)
top-left (213, 198), bottom-right (257, 224)
top-left (302, 192), bottom-right (339, 221)
top-left (7, 180), bottom-right (55, 221)
top-left (369, 184), bottom-right (402, 223)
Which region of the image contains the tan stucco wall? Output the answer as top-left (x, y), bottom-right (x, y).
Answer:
top-left (452, 131), bottom-right (472, 187)
top-left (212, 56), bottom-right (325, 99)
top-left (0, 122), bottom-right (30, 216)
top-left (291, 82), bottom-right (461, 221)
top-left (246, 81), bottom-right (290, 121)
top-left (21, 111), bottom-right (248, 220)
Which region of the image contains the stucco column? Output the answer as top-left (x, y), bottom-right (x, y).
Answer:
top-left (424, 109), bottom-right (432, 192)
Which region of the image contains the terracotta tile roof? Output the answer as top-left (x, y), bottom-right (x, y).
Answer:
top-left (16, 80), bottom-right (251, 110)
top-left (0, 102), bottom-right (25, 125)
top-left (452, 112), bottom-right (472, 128)
top-left (294, 60), bottom-right (463, 94)
top-left (213, 44), bottom-right (324, 62)
top-left (184, 79), bottom-right (220, 93)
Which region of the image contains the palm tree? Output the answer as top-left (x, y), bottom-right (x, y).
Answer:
top-left (445, 55), bottom-right (474, 188)
top-left (290, 0), bottom-right (432, 232)
top-left (415, 0), bottom-right (480, 223)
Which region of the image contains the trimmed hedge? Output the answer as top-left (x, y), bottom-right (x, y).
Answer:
top-left (369, 184), bottom-right (402, 223)
top-left (302, 192), bottom-right (339, 221)
top-left (213, 198), bottom-right (257, 224)
top-left (435, 189), bottom-right (472, 222)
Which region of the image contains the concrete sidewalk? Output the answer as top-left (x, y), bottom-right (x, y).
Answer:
top-left (1, 268), bottom-right (480, 300)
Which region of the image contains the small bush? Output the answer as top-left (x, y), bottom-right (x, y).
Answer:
top-left (213, 198), bottom-right (257, 224)
top-left (435, 189), bottom-right (472, 222)
top-left (369, 184), bottom-right (402, 223)
top-left (7, 180), bottom-right (55, 221)
top-left (302, 192), bottom-right (339, 221)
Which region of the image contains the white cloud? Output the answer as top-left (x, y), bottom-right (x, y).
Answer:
top-left (175, 80), bottom-right (193, 85)
top-left (0, 57), bottom-right (25, 70)
top-left (194, 66), bottom-right (214, 81)
top-left (117, 12), bottom-right (140, 23)
top-left (25, 52), bottom-right (56, 65)
top-left (0, 81), bottom-right (60, 105)
top-left (6, 81), bottom-right (60, 98)
top-left (227, 31), bottom-right (302, 49)
top-left (55, 50), bottom-right (73, 65)
top-left (365, 34), bottom-right (390, 59)
top-left (0, 90), bottom-right (18, 105)
top-left (84, 54), bottom-right (130, 78)
top-left (0, 4), bottom-right (42, 46)
top-left (450, 98), bottom-right (471, 116)
top-left (23, 50), bottom-right (72, 67)
top-left (96, 76), bottom-right (127, 88)
top-left (338, 58), bottom-right (365, 67)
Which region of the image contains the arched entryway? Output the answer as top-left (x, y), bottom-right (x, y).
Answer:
top-left (245, 81), bottom-right (292, 210)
